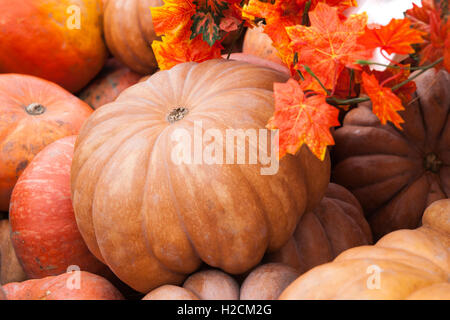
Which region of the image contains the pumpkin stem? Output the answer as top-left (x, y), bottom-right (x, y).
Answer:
top-left (25, 103), bottom-right (46, 115)
top-left (167, 107), bottom-right (189, 123)
top-left (424, 153), bottom-right (442, 174)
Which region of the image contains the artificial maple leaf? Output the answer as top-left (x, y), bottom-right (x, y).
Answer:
top-left (267, 78), bottom-right (340, 160)
top-left (358, 18), bottom-right (426, 55)
top-left (406, 0), bottom-right (437, 32)
top-left (191, 11), bottom-right (221, 45)
top-left (195, 0), bottom-right (229, 17)
top-left (365, 65), bottom-right (417, 105)
top-left (151, 0), bottom-right (196, 38)
top-left (361, 72), bottom-right (405, 129)
top-left (152, 34), bottom-right (222, 70)
top-left (287, 3), bottom-right (373, 93)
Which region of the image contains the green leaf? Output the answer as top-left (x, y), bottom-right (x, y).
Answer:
top-left (191, 11), bottom-right (221, 46)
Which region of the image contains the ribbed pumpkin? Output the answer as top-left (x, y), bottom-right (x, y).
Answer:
top-left (333, 69), bottom-right (450, 239)
top-left (266, 183), bottom-right (372, 274)
top-left (79, 59), bottom-right (143, 109)
top-left (0, 0), bottom-right (107, 93)
top-left (0, 74), bottom-right (93, 212)
top-left (243, 25), bottom-right (283, 66)
top-left (10, 136), bottom-right (107, 279)
top-left (71, 59), bottom-right (331, 293)
top-left (280, 199), bottom-right (450, 300)
top-left (104, 0), bottom-right (163, 75)
top-left (3, 271), bottom-right (124, 300)
top-left (0, 220), bottom-right (27, 285)
top-left (143, 263), bottom-right (299, 300)
top-left (225, 53), bottom-right (290, 76)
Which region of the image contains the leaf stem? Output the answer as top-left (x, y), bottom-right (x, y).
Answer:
top-left (391, 57), bottom-right (443, 91)
top-left (302, 65), bottom-right (331, 95)
top-left (356, 59), bottom-right (443, 70)
top-left (226, 21), bottom-right (245, 59)
top-left (302, 0), bottom-right (312, 26)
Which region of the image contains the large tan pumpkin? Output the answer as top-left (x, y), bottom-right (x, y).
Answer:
top-left (103, 0), bottom-right (163, 75)
top-left (280, 199), bottom-right (450, 300)
top-left (333, 69), bottom-right (450, 239)
top-left (71, 59), bottom-right (331, 293)
top-left (243, 26), bottom-right (283, 66)
top-left (266, 183), bottom-right (372, 274)
top-left (143, 263), bottom-right (299, 300)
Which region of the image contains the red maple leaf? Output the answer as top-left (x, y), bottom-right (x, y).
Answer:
top-left (152, 34), bottom-right (222, 70)
top-left (287, 3), bottom-right (373, 93)
top-left (267, 78), bottom-right (340, 160)
top-left (361, 72), bottom-right (405, 129)
top-left (191, 11), bottom-right (221, 45)
top-left (358, 18), bottom-right (426, 55)
top-left (151, 0), bottom-right (196, 38)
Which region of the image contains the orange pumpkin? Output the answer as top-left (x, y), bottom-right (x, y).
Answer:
top-left (267, 183), bottom-right (372, 274)
top-left (143, 263), bottom-right (299, 300)
top-left (0, 74), bottom-right (93, 212)
top-left (71, 59), bottom-right (331, 292)
top-left (280, 199), bottom-right (450, 300)
top-left (243, 26), bottom-right (284, 66)
top-left (10, 136), bottom-right (107, 279)
top-left (103, 0), bottom-right (164, 75)
top-left (79, 59), bottom-right (143, 109)
top-left (0, 0), bottom-right (107, 93)
top-left (333, 69), bottom-right (450, 239)
top-left (0, 219), bottom-right (27, 285)
top-left (3, 271), bottom-right (124, 300)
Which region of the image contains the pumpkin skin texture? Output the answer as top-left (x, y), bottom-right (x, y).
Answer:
top-left (103, 0), bottom-right (164, 75)
top-left (79, 59), bottom-right (143, 109)
top-left (243, 26), bottom-right (283, 66)
top-left (280, 199), bottom-right (450, 300)
top-left (266, 183), bottom-right (372, 274)
top-left (183, 270), bottom-right (240, 300)
top-left (0, 286), bottom-right (5, 300)
top-left (0, 74), bottom-right (93, 212)
top-left (9, 136), bottom-right (107, 279)
top-left (333, 69), bottom-right (450, 239)
top-left (144, 263), bottom-right (299, 300)
top-left (71, 59), bottom-right (331, 293)
top-left (224, 53), bottom-right (290, 76)
top-left (240, 263), bottom-right (299, 300)
top-left (0, 220), bottom-right (27, 285)
top-left (3, 271), bottom-right (124, 300)
top-left (0, 0), bottom-right (107, 93)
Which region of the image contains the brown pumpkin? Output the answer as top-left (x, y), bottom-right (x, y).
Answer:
top-left (3, 271), bottom-right (124, 300)
top-left (0, 220), bottom-right (27, 285)
top-left (243, 25), bottom-right (283, 66)
top-left (0, 286), bottom-right (5, 300)
top-left (71, 59), bottom-right (331, 293)
top-left (0, 0), bottom-right (107, 93)
top-left (266, 183), bottom-right (372, 274)
top-left (79, 59), bottom-right (143, 109)
top-left (103, 0), bottom-right (164, 75)
top-left (0, 74), bottom-right (93, 212)
top-left (10, 136), bottom-right (107, 279)
top-left (280, 199), bottom-right (450, 300)
top-left (143, 263), bottom-right (299, 300)
top-left (333, 69), bottom-right (450, 239)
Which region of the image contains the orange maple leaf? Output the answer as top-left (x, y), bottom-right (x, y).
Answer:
top-left (358, 18), bottom-right (426, 55)
top-left (151, 0), bottom-right (196, 38)
top-left (152, 34), bottom-right (222, 70)
top-left (267, 78), bottom-right (340, 160)
top-left (361, 72), bottom-right (405, 129)
top-left (286, 3), bottom-right (372, 93)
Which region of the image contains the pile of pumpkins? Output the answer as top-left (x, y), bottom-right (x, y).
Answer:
top-left (0, 0), bottom-right (448, 300)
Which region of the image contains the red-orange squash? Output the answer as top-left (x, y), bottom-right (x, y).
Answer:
top-left (71, 59), bottom-right (331, 293)
top-left (10, 136), bottom-right (107, 279)
top-left (0, 74), bottom-right (93, 212)
top-left (266, 183), bottom-right (372, 274)
top-left (243, 26), bottom-right (284, 66)
top-left (103, 0), bottom-right (164, 75)
top-left (143, 263), bottom-right (299, 300)
top-left (79, 59), bottom-right (143, 109)
top-left (280, 199), bottom-right (450, 300)
top-left (0, 0), bottom-right (107, 93)
top-left (3, 271), bottom-right (124, 300)
top-left (0, 219), bottom-right (27, 285)
top-left (333, 69), bottom-right (450, 239)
